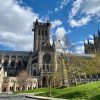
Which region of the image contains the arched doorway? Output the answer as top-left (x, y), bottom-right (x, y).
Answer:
top-left (3, 87), bottom-right (7, 92)
top-left (42, 76), bottom-right (47, 87)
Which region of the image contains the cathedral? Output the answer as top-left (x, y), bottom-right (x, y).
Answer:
top-left (0, 19), bottom-right (57, 92)
top-left (30, 19), bottom-right (57, 87)
top-left (84, 30), bottom-right (100, 54)
top-left (1, 19), bottom-right (99, 93)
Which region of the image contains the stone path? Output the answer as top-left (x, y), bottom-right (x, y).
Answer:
top-left (26, 95), bottom-right (68, 100)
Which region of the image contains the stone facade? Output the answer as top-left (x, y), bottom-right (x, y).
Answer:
top-left (2, 77), bottom-right (38, 92)
top-left (0, 19), bottom-right (57, 92)
top-left (84, 30), bottom-right (100, 54)
top-left (0, 20), bottom-right (100, 92)
top-left (31, 19), bottom-right (57, 87)
top-left (0, 51), bottom-right (29, 77)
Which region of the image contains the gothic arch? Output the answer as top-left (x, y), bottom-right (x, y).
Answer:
top-left (47, 65), bottom-right (49, 71)
top-left (10, 60), bottom-right (15, 67)
top-left (42, 76), bottom-right (47, 87)
top-left (43, 65), bottom-right (45, 71)
top-left (33, 70), bottom-right (36, 76)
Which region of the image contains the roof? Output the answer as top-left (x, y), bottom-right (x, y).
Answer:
top-left (0, 50), bottom-right (30, 57)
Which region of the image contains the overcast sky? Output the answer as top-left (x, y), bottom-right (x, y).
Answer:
top-left (0, 0), bottom-right (100, 53)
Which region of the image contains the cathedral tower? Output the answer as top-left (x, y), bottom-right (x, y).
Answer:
top-left (32, 19), bottom-right (51, 52)
top-left (32, 19), bottom-right (57, 87)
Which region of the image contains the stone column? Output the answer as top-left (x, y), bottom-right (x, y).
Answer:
top-left (0, 84), bottom-right (2, 93)
top-left (34, 29), bottom-right (38, 52)
top-left (90, 74), bottom-right (93, 81)
top-left (20, 87), bottom-right (22, 91)
top-left (14, 82), bottom-right (16, 92)
top-left (96, 74), bottom-right (99, 80)
top-left (39, 78), bottom-right (42, 88)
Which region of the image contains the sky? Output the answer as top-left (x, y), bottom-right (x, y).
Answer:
top-left (0, 0), bottom-right (100, 54)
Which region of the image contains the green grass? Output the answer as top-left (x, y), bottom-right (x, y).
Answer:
top-left (15, 81), bottom-right (100, 100)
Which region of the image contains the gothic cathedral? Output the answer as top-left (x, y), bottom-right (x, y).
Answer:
top-left (30, 19), bottom-right (57, 87)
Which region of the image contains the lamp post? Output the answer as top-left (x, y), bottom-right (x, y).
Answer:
top-left (48, 71), bottom-right (51, 97)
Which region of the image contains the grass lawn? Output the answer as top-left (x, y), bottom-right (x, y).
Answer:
top-left (16, 81), bottom-right (100, 100)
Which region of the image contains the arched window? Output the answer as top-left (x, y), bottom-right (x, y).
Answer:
top-left (42, 30), bottom-right (44, 35)
top-left (33, 70), bottom-right (36, 76)
top-left (43, 65), bottom-right (45, 71)
top-left (22, 60), bottom-right (28, 69)
top-left (17, 60), bottom-right (22, 67)
top-left (45, 30), bottom-right (47, 35)
top-left (38, 30), bottom-right (40, 35)
top-left (42, 30), bottom-right (44, 41)
top-left (47, 65), bottom-right (49, 71)
top-left (10, 86), bottom-right (12, 90)
top-left (43, 53), bottom-right (51, 64)
top-left (3, 60), bottom-right (8, 71)
top-left (10, 60), bottom-right (15, 67)
top-left (3, 60), bottom-right (8, 66)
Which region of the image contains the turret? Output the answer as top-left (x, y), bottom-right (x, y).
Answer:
top-left (52, 40), bottom-right (55, 51)
top-left (84, 42), bottom-right (86, 46)
top-left (94, 34), bottom-right (96, 40)
top-left (32, 19), bottom-right (51, 52)
top-left (98, 29), bottom-right (100, 37)
top-left (88, 39), bottom-right (90, 44)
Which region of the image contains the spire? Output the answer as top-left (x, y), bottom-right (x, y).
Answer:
top-left (94, 34), bottom-right (96, 39)
top-left (84, 42), bottom-right (86, 46)
top-left (46, 20), bottom-right (51, 27)
top-left (36, 19), bottom-right (38, 22)
top-left (88, 39), bottom-right (89, 44)
top-left (52, 40), bottom-right (55, 51)
top-left (53, 40), bottom-right (55, 46)
top-left (35, 19), bottom-right (38, 25)
top-left (98, 29), bottom-right (100, 36)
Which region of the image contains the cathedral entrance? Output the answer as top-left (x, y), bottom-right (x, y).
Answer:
top-left (42, 76), bottom-right (47, 87)
top-left (2, 87), bottom-right (7, 92)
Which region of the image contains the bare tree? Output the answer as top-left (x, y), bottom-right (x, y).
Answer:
top-left (52, 35), bottom-right (89, 86)
top-left (17, 70), bottom-right (32, 90)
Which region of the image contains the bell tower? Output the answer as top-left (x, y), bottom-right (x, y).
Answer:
top-left (31, 19), bottom-right (57, 87)
top-left (32, 19), bottom-right (51, 52)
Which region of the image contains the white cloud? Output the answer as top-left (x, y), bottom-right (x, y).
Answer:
top-left (69, 16), bottom-right (91, 27)
top-left (81, 0), bottom-right (100, 15)
top-left (84, 34), bottom-right (94, 44)
top-left (88, 34), bottom-right (94, 44)
top-left (68, 0), bottom-right (100, 27)
top-left (0, 0), bottom-right (39, 51)
top-left (51, 20), bottom-right (62, 29)
top-left (89, 35), bottom-right (93, 39)
top-left (89, 40), bottom-right (94, 44)
top-left (55, 8), bottom-right (59, 12)
top-left (84, 39), bottom-right (88, 44)
top-left (72, 40), bottom-right (85, 54)
top-left (55, 27), bottom-right (69, 52)
top-left (60, 0), bottom-right (69, 9)
top-left (75, 45), bottom-right (84, 54)
top-left (48, 11), bottom-right (53, 14)
top-left (77, 41), bottom-right (84, 44)
top-left (54, 0), bottom-right (69, 12)
top-left (55, 27), bottom-right (67, 40)
top-left (84, 39), bottom-right (94, 44)
top-left (69, 0), bottom-right (83, 19)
